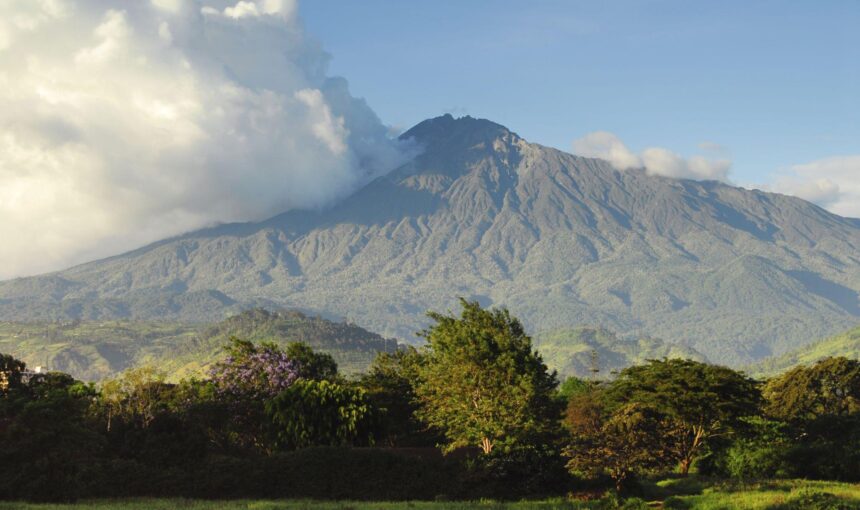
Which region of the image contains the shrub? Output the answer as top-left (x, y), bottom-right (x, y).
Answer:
top-left (265, 379), bottom-right (378, 450)
top-left (704, 416), bottom-right (793, 479)
top-left (462, 444), bottom-right (570, 499)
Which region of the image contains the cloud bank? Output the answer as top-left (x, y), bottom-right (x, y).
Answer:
top-left (770, 156), bottom-right (860, 219)
top-left (572, 131), bottom-right (732, 182)
top-left (572, 131), bottom-right (859, 219)
top-left (0, 0), bottom-right (413, 279)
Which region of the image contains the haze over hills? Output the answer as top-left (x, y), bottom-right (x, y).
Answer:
top-left (1, 115), bottom-right (859, 366)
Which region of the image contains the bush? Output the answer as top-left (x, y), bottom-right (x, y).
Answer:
top-left (462, 444), bottom-right (571, 499)
top-left (788, 415), bottom-right (860, 482)
top-left (662, 496), bottom-right (690, 509)
top-left (265, 379), bottom-right (378, 450)
top-left (703, 417), bottom-right (793, 479)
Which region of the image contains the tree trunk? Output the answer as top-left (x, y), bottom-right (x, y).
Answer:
top-left (612, 469), bottom-right (628, 493)
top-left (679, 457), bottom-right (692, 476)
top-left (481, 437), bottom-right (494, 454)
top-left (679, 425), bottom-right (705, 476)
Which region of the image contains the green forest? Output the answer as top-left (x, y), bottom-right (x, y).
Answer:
top-left (2, 300), bottom-right (859, 508)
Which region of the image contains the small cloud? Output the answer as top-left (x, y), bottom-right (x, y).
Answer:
top-left (769, 155), bottom-right (860, 218)
top-left (444, 106), bottom-right (469, 116)
top-left (641, 148), bottom-right (731, 181)
top-left (572, 131), bottom-right (732, 182)
top-left (698, 141), bottom-right (731, 157)
top-left (572, 131), bottom-right (641, 170)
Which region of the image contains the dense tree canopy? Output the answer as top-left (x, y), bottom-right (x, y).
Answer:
top-left (266, 379), bottom-right (376, 450)
top-left (764, 357), bottom-right (860, 422)
top-left (604, 358), bottom-right (760, 474)
top-left (100, 366), bottom-right (169, 431)
top-left (565, 399), bottom-right (671, 491)
top-left (414, 299), bottom-right (561, 454)
top-left (284, 342), bottom-right (339, 382)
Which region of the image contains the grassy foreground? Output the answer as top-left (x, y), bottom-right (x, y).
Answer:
top-left (0, 502), bottom-right (587, 510)
top-left (657, 479), bottom-right (860, 509)
top-left (1, 480), bottom-right (860, 510)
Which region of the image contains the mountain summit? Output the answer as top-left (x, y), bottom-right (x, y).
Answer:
top-left (2, 115), bottom-right (859, 365)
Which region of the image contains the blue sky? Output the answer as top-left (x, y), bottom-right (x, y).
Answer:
top-left (301, 0), bottom-right (859, 188)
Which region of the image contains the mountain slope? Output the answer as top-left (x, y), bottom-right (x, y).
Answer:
top-left (534, 327), bottom-right (707, 379)
top-left (2, 115), bottom-right (859, 365)
top-left (0, 309), bottom-right (399, 381)
top-left (749, 324), bottom-right (860, 377)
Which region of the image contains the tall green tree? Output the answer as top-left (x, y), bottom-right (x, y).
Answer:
top-left (762, 358), bottom-right (860, 482)
top-left (605, 358), bottom-right (760, 475)
top-left (414, 299), bottom-right (561, 454)
top-left (764, 357), bottom-right (860, 423)
top-left (565, 400), bottom-right (671, 492)
top-left (99, 366), bottom-right (168, 431)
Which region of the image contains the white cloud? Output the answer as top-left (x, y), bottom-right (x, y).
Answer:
top-left (151, 0), bottom-right (182, 13)
top-left (572, 131), bottom-right (732, 181)
top-left (770, 156), bottom-right (860, 219)
top-left (641, 148), bottom-right (731, 181)
top-left (571, 131), bottom-right (641, 170)
top-left (697, 141), bottom-right (729, 155)
top-left (0, 0), bottom-right (414, 280)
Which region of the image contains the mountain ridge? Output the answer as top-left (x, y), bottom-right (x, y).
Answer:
top-left (2, 114), bottom-right (859, 366)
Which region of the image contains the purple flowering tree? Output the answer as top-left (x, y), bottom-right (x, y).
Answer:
top-left (211, 339), bottom-right (300, 400)
top-left (209, 337), bottom-right (301, 451)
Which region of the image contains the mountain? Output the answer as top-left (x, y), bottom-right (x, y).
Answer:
top-left (534, 327), bottom-right (706, 379)
top-left (749, 324), bottom-right (860, 377)
top-left (1, 114), bottom-right (859, 365)
top-left (0, 309), bottom-right (399, 381)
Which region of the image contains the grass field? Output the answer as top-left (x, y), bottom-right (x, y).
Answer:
top-left (0, 502), bottom-right (592, 510)
top-left (1, 480), bottom-right (859, 509)
top-left (658, 479), bottom-right (860, 509)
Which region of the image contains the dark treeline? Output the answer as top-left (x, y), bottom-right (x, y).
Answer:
top-left (1, 299), bottom-right (859, 502)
